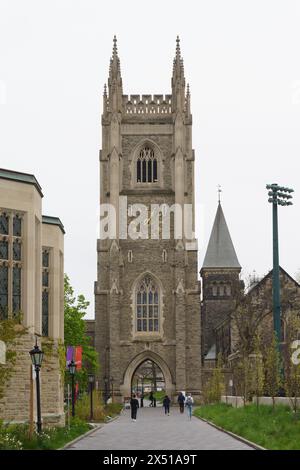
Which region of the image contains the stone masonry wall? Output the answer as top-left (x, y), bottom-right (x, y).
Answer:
top-left (0, 332), bottom-right (64, 427)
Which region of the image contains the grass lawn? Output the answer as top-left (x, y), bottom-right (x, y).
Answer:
top-left (194, 403), bottom-right (300, 450)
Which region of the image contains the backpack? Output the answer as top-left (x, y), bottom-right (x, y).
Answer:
top-left (186, 396), bottom-right (193, 406)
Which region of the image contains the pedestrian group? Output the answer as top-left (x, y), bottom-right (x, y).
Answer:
top-left (130, 391), bottom-right (194, 421)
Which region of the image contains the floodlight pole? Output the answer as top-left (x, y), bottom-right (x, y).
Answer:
top-left (266, 183), bottom-right (294, 348)
top-left (272, 194), bottom-right (281, 344)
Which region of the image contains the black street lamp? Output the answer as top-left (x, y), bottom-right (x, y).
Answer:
top-left (68, 360), bottom-right (76, 417)
top-left (29, 337), bottom-right (44, 433)
top-left (110, 376), bottom-right (114, 403)
top-left (266, 184), bottom-right (294, 347)
top-left (104, 376), bottom-right (109, 404)
top-left (88, 374), bottom-right (95, 421)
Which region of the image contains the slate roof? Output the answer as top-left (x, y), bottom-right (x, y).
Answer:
top-left (202, 202), bottom-right (241, 269)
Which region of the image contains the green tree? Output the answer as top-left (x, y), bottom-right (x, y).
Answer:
top-left (232, 354), bottom-right (252, 406)
top-left (64, 274), bottom-right (98, 388)
top-left (284, 315), bottom-right (300, 414)
top-left (202, 354), bottom-right (224, 404)
top-left (250, 334), bottom-right (265, 408)
top-left (264, 333), bottom-right (281, 410)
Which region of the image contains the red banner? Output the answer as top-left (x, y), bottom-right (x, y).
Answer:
top-left (75, 346), bottom-right (82, 370)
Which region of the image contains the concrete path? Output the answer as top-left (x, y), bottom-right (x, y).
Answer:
top-left (67, 407), bottom-right (252, 450)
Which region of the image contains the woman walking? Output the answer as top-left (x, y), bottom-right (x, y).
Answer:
top-left (162, 395), bottom-right (171, 415)
top-left (130, 393), bottom-right (139, 421)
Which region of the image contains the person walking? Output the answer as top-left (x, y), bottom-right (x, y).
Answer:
top-left (130, 394), bottom-right (139, 421)
top-left (162, 395), bottom-right (171, 415)
top-left (149, 391), bottom-right (154, 407)
top-left (177, 391), bottom-right (185, 413)
top-left (185, 393), bottom-right (194, 420)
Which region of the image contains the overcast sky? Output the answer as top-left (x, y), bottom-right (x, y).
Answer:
top-left (1, 0), bottom-right (300, 317)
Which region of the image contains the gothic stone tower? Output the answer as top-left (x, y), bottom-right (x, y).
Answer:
top-left (200, 202), bottom-right (242, 364)
top-left (95, 37), bottom-right (201, 401)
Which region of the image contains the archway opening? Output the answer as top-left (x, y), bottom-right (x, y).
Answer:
top-left (131, 359), bottom-right (165, 405)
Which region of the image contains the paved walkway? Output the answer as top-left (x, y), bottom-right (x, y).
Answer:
top-left (67, 407), bottom-right (252, 450)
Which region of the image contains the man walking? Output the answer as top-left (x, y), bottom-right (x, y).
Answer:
top-left (162, 395), bottom-right (171, 415)
top-left (177, 391), bottom-right (185, 413)
top-left (149, 391), bottom-right (154, 407)
top-left (130, 394), bottom-right (139, 422)
top-left (185, 393), bottom-right (194, 420)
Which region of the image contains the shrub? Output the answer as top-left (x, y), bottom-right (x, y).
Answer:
top-left (75, 390), bottom-right (106, 422)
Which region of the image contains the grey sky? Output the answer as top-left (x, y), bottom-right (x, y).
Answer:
top-left (1, 0), bottom-right (299, 317)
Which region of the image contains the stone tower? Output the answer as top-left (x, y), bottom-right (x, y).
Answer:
top-left (95, 37), bottom-right (201, 401)
top-left (200, 202), bottom-right (242, 363)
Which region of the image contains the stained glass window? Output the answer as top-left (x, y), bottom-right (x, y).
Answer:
top-left (42, 270), bottom-right (49, 287)
top-left (42, 291), bottom-right (49, 336)
top-left (0, 266), bottom-right (8, 319)
top-left (136, 276), bottom-right (159, 332)
top-left (0, 214), bottom-right (9, 235)
top-left (13, 241), bottom-right (21, 261)
top-left (0, 210), bottom-right (22, 318)
top-left (0, 241), bottom-right (8, 260)
top-left (42, 249), bottom-right (50, 336)
top-left (12, 266), bottom-right (21, 315)
top-left (13, 215), bottom-right (22, 237)
top-left (42, 250), bottom-right (49, 268)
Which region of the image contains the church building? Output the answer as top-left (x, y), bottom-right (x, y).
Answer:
top-left (94, 37), bottom-right (202, 401)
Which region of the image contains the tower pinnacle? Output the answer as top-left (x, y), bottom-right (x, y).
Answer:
top-left (107, 35), bottom-right (123, 113)
top-left (172, 36), bottom-right (185, 112)
top-left (109, 35), bottom-right (121, 81)
top-left (172, 35), bottom-right (185, 84)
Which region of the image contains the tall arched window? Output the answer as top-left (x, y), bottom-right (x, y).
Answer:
top-left (136, 275), bottom-right (159, 332)
top-left (137, 146), bottom-right (158, 183)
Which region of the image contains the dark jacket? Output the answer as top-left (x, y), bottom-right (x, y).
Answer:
top-left (177, 393), bottom-right (185, 404)
top-left (130, 398), bottom-right (139, 409)
top-left (163, 396), bottom-right (171, 407)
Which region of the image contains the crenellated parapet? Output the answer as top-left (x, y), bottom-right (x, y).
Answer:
top-left (122, 94), bottom-right (172, 115)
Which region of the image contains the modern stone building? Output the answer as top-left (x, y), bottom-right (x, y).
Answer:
top-left (94, 37), bottom-right (201, 401)
top-left (0, 168), bottom-right (65, 426)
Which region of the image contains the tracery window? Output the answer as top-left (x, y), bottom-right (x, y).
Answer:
top-left (137, 146), bottom-right (158, 183)
top-left (42, 249), bottom-right (50, 336)
top-left (0, 212), bottom-right (22, 319)
top-left (136, 276), bottom-right (159, 332)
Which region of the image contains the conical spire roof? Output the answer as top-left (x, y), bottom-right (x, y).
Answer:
top-left (202, 203), bottom-right (241, 269)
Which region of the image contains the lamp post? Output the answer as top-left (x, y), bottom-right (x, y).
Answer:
top-left (104, 376), bottom-right (109, 404)
top-left (88, 374), bottom-right (95, 421)
top-left (266, 183), bottom-right (294, 346)
top-left (110, 376), bottom-right (114, 403)
top-left (68, 360), bottom-right (76, 417)
top-left (29, 337), bottom-right (44, 433)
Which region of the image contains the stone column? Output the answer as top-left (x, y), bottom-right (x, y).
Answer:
top-left (108, 241), bottom-right (121, 399)
top-left (174, 246), bottom-right (186, 392)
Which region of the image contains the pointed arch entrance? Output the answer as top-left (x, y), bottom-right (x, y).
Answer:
top-left (120, 351), bottom-right (175, 399)
top-left (132, 359), bottom-right (165, 397)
